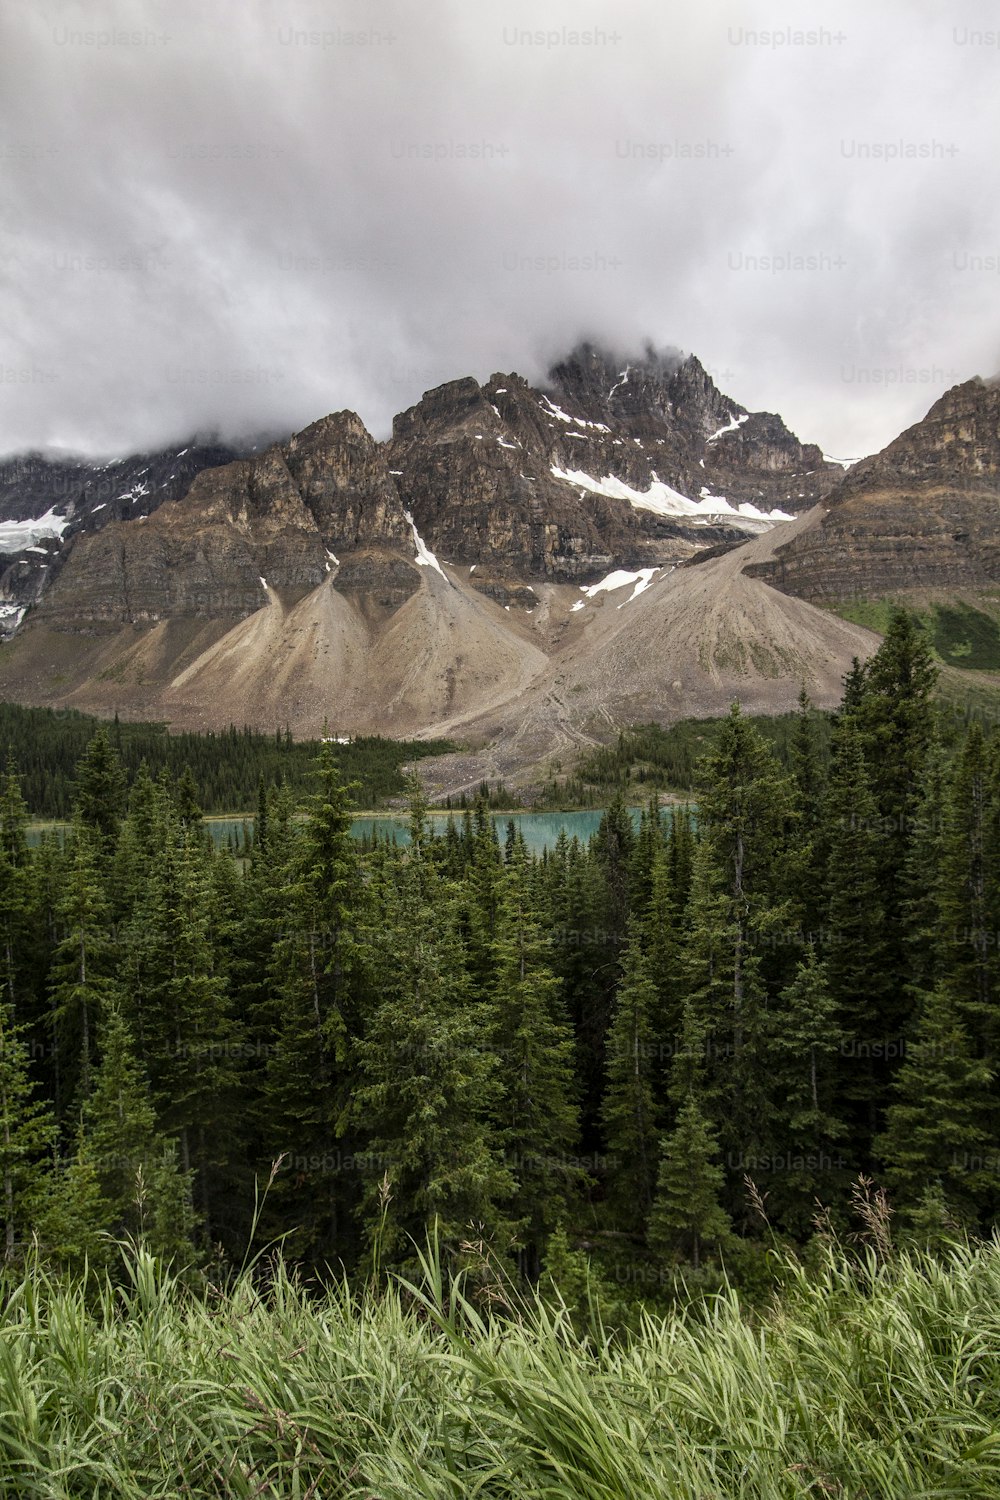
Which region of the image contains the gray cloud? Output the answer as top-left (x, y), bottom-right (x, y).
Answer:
top-left (1, 0), bottom-right (998, 462)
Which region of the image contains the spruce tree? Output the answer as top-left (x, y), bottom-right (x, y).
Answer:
top-left (465, 790), bottom-right (504, 992)
top-left (823, 717), bottom-right (892, 1155)
top-left (786, 688), bottom-right (828, 938)
top-left (876, 982), bottom-right (997, 1228)
top-left (259, 748), bottom-right (366, 1264)
top-left (641, 808), bottom-right (695, 1082)
top-left (936, 724), bottom-right (1000, 1059)
top-left (545, 830), bottom-right (610, 1139)
top-left (648, 1095), bottom-right (731, 1270)
top-left (790, 687), bottom-right (825, 826)
top-left (0, 999), bottom-right (55, 1262)
top-left (901, 741), bottom-right (949, 1005)
top-left (491, 843), bottom-right (582, 1276)
top-left (119, 812), bottom-right (242, 1243)
top-left (72, 728), bottom-right (127, 854)
top-left (0, 761), bottom-right (34, 1015)
top-left (580, 791), bottom-right (639, 1099)
top-left (600, 922), bottom-right (661, 1235)
top-left (765, 948), bottom-right (850, 1233)
top-left (48, 826), bottom-right (116, 1112)
top-left (355, 851), bottom-right (514, 1274)
top-left (631, 795), bottom-right (666, 914)
top-left (849, 608), bottom-right (938, 1008)
top-left (71, 998), bottom-right (197, 1260)
top-left (682, 709), bottom-right (791, 1197)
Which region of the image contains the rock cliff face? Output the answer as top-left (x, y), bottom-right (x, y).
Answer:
top-left (283, 412), bottom-right (412, 552)
top-left (0, 439), bottom-right (249, 634)
top-left (388, 343), bottom-right (837, 584)
top-left (387, 372), bottom-right (640, 581)
top-left (547, 343), bottom-right (827, 504)
top-left (746, 378), bottom-right (1000, 602)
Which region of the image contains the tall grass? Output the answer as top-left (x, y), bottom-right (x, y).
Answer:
top-left (0, 1235), bottom-right (999, 1497)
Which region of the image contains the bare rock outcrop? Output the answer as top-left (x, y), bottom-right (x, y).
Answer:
top-left (747, 378), bottom-right (1000, 601)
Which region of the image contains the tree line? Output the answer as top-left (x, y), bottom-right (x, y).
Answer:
top-left (0, 701), bottom-right (454, 815)
top-left (0, 608), bottom-right (998, 1294)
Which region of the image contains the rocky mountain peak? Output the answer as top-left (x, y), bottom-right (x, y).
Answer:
top-left (747, 373), bottom-right (1000, 603)
top-left (391, 377), bottom-right (499, 446)
top-left (834, 376), bottom-right (1000, 495)
top-left (282, 409), bottom-right (409, 552)
top-left (546, 340), bottom-right (684, 425)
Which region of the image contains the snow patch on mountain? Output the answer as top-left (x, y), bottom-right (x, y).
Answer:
top-left (551, 466), bottom-right (793, 527)
top-left (405, 511), bottom-right (447, 578)
top-left (0, 507), bottom-right (71, 554)
top-left (608, 365), bottom-right (630, 398)
top-left (572, 566), bottom-right (662, 612)
top-left (538, 396), bottom-right (610, 433)
top-left (822, 452), bottom-right (860, 469)
top-left (706, 412), bottom-right (749, 443)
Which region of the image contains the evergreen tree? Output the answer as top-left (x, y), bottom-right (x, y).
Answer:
top-left (648, 1095), bottom-right (731, 1270)
top-left (682, 709), bottom-right (791, 1196)
top-left (465, 790), bottom-right (504, 992)
top-left (118, 809), bottom-right (242, 1243)
top-left (584, 792), bottom-right (638, 1087)
top-left (640, 808), bottom-right (695, 1082)
top-left (260, 748), bottom-right (366, 1264)
top-left (631, 795), bottom-right (666, 914)
top-left (790, 687), bottom-right (825, 825)
top-left (491, 844), bottom-right (582, 1276)
top-left (0, 761), bottom-right (34, 1015)
top-left (901, 741), bottom-right (949, 1004)
top-left (765, 948), bottom-right (850, 1233)
top-left (823, 718), bottom-right (892, 1153)
top-left (48, 826), bottom-right (116, 1112)
top-left (0, 1000), bottom-right (55, 1262)
top-left (786, 688), bottom-right (828, 936)
top-left (600, 923), bottom-right (661, 1235)
top-left (838, 656), bottom-right (868, 718)
top-left (876, 983), bottom-right (997, 1228)
top-left (849, 608), bottom-right (938, 1003)
top-left (254, 772), bottom-right (269, 853)
top-left (356, 852), bottom-right (514, 1273)
top-left (71, 998), bottom-right (197, 1260)
top-left (108, 760), bottom-right (169, 929)
top-left (545, 831), bottom-right (610, 1141)
top-left (665, 805), bottom-right (695, 912)
top-left (936, 724), bottom-right (1000, 1059)
top-left (174, 764), bottom-right (203, 832)
top-left (591, 788), bottom-right (635, 947)
top-left (72, 728), bottom-right (127, 853)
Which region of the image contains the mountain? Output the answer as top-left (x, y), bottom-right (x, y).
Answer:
top-left (0, 439), bottom-right (253, 635)
top-left (0, 343), bottom-right (842, 633)
top-left (747, 377), bottom-right (1000, 602)
top-left (386, 344), bottom-right (835, 597)
top-left (0, 343), bottom-right (879, 781)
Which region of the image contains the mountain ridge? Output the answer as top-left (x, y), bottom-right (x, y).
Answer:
top-left (1, 342), bottom-right (988, 785)
top-left (747, 376), bottom-right (1000, 602)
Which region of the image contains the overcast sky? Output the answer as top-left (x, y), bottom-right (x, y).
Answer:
top-left (2, 0), bottom-right (999, 462)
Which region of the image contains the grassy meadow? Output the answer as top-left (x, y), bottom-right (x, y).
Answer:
top-left (0, 1231), bottom-right (998, 1498)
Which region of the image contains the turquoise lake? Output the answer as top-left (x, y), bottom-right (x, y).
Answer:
top-left (206, 808), bottom-right (649, 855)
top-left (29, 806), bottom-right (690, 855)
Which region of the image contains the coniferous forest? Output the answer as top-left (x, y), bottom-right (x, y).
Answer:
top-left (0, 606), bottom-right (996, 1281)
top-left (1, 607), bottom-right (1000, 1492)
top-left (0, 701), bottom-right (455, 817)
